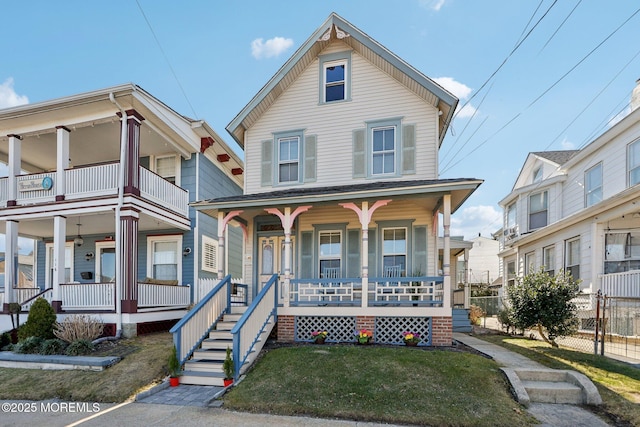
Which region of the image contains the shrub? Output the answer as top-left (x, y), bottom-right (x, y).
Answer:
top-left (65, 339), bottom-right (94, 356)
top-left (14, 336), bottom-right (44, 354)
top-left (18, 298), bottom-right (57, 341)
top-left (39, 339), bottom-right (68, 355)
top-left (54, 315), bottom-right (104, 343)
top-left (505, 268), bottom-right (580, 347)
top-left (168, 345), bottom-right (181, 377)
top-left (469, 305), bottom-right (485, 325)
top-left (0, 332), bottom-right (11, 349)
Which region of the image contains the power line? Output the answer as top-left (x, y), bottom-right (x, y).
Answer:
top-left (135, 0), bottom-right (199, 119)
top-left (538, 0), bottom-right (582, 54)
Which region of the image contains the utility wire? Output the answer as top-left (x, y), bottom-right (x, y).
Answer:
top-left (135, 0), bottom-right (199, 119)
top-left (538, 0), bottom-right (582, 54)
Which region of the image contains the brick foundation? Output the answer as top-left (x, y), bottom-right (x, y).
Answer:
top-left (431, 316), bottom-right (453, 346)
top-left (277, 315), bottom-right (295, 342)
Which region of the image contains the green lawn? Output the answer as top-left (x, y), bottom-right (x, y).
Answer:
top-left (478, 335), bottom-right (640, 427)
top-left (224, 345), bottom-right (537, 427)
top-left (0, 333), bottom-right (172, 402)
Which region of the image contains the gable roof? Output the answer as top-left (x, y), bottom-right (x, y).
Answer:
top-left (531, 150), bottom-right (579, 165)
top-left (226, 12), bottom-right (457, 148)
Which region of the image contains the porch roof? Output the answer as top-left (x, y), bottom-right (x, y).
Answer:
top-left (191, 178), bottom-right (482, 216)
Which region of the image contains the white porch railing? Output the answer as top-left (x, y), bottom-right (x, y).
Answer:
top-left (290, 278), bottom-right (361, 305)
top-left (196, 277), bottom-right (246, 304)
top-left (139, 167), bottom-right (189, 217)
top-left (171, 275), bottom-right (232, 364)
top-left (0, 288), bottom-right (46, 308)
top-left (21, 288), bottom-right (53, 311)
top-left (372, 277), bottom-right (444, 306)
top-left (599, 271), bottom-right (640, 298)
top-left (60, 283), bottom-right (115, 311)
top-left (0, 178), bottom-right (7, 207)
top-left (15, 172), bottom-right (56, 204)
top-left (138, 283), bottom-right (190, 308)
top-left (65, 163), bottom-right (119, 199)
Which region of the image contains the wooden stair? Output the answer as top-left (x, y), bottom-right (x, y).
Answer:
top-left (180, 306), bottom-right (273, 386)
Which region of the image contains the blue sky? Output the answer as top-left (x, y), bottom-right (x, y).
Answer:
top-left (1, 0), bottom-right (640, 244)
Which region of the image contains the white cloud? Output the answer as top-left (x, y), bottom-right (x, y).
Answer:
top-left (560, 137), bottom-right (575, 150)
top-left (251, 37), bottom-right (294, 59)
top-left (450, 205), bottom-right (502, 240)
top-left (0, 78), bottom-right (28, 108)
top-left (419, 0), bottom-right (447, 11)
top-left (433, 76), bottom-right (477, 118)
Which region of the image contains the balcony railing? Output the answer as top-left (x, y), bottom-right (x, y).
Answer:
top-left (600, 271), bottom-right (640, 298)
top-left (0, 163), bottom-right (188, 217)
top-left (139, 167), bottom-right (189, 217)
top-left (289, 276), bottom-right (444, 307)
top-left (61, 283), bottom-right (116, 311)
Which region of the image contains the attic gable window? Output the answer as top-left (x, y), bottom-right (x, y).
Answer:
top-left (318, 51), bottom-right (351, 104)
top-left (532, 167), bottom-right (543, 183)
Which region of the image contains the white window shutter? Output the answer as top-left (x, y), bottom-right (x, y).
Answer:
top-left (202, 236), bottom-right (218, 273)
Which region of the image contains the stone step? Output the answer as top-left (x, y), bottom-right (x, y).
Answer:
top-left (515, 369), bottom-right (569, 382)
top-left (522, 380), bottom-right (583, 404)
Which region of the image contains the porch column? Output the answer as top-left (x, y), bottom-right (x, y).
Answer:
top-left (340, 200), bottom-right (391, 308)
top-left (217, 210), bottom-right (244, 279)
top-left (119, 207), bottom-right (139, 313)
top-left (6, 134), bottom-right (21, 207)
top-left (2, 220), bottom-right (19, 312)
top-left (463, 247), bottom-right (470, 309)
top-left (55, 126), bottom-right (70, 201)
top-left (52, 216), bottom-right (66, 313)
top-left (123, 110), bottom-right (144, 196)
top-left (443, 194), bottom-right (451, 309)
top-left (265, 206), bottom-right (311, 308)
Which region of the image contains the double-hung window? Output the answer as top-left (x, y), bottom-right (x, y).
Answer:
top-left (506, 260), bottom-right (516, 288)
top-left (524, 252), bottom-right (535, 275)
top-left (543, 245), bottom-right (555, 276)
top-left (628, 139), bottom-right (640, 187)
top-left (565, 238), bottom-right (580, 280)
top-left (148, 236), bottom-right (182, 284)
top-left (278, 136), bottom-right (299, 183)
top-left (154, 154), bottom-right (179, 186)
top-left (319, 52), bottom-right (351, 104)
top-left (382, 228), bottom-right (406, 276)
top-left (319, 231), bottom-right (341, 277)
top-left (585, 163), bottom-right (603, 207)
top-left (529, 191), bottom-right (548, 230)
top-left (372, 126), bottom-right (396, 175)
top-left (506, 203), bottom-right (517, 230)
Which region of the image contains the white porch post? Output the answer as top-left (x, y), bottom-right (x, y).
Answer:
top-left (217, 210), bottom-right (244, 280)
top-left (3, 221), bottom-right (19, 309)
top-left (463, 247), bottom-right (470, 309)
top-left (340, 200), bottom-right (391, 308)
top-left (265, 206), bottom-right (311, 308)
top-left (52, 215), bottom-right (67, 312)
top-left (55, 126), bottom-right (70, 201)
top-left (7, 134), bottom-right (21, 206)
top-left (443, 194), bottom-right (452, 309)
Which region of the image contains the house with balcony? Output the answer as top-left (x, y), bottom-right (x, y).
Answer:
top-left (498, 80), bottom-right (640, 302)
top-left (0, 84), bottom-right (243, 337)
top-left (177, 14), bottom-right (481, 383)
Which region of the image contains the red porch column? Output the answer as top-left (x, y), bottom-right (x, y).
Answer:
top-left (122, 110), bottom-right (144, 196)
top-left (119, 207), bottom-right (139, 313)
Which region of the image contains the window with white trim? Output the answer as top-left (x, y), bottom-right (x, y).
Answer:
top-left (372, 126), bottom-right (396, 175)
top-left (532, 166), bottom-right (543, 183)
top-left (543, 245), bottom-right (555, 276)
top-left (628, 139), bottom-right (640, 187)
top-left (147, 235), bottom-right (182, 284)
top-left (506, 260), bottom-right (516, 288)
top-left (278, 136), bottom-right (299, 183)
top-left (507, 203), bottom-right (517, 229)
top-left (604, 232), bottom-right (640, 273)
top-left (202, 235), bottom-right (218, 274)
top-left (45, 243), bottom-right (74, 286)
top-left (154, 154), bottom-right (180, 186)
top-left (529, 191), bottom-right (548, 230)
top-left (585, 163), bottom-right (602, 207)
top-left (524, 252), bottom-right (535, 275)
top-left (319, 231), bottom-right (341, 277)
top-left (382, 228), bottom-right (406, 276)
top-left (319, 51), bottom-right (351, 104)
top-left (565, 237), bottom-right (580, 280)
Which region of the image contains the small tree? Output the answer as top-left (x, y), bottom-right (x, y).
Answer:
top-left (18, 298), bottom-right (57, 341)
top-left (505, 268), bottom-right (580, 347)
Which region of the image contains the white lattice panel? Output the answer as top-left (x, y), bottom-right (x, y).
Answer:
top-left (375, 317), bottom-right (431, 345)
top-left (295, 316), bottom-right (357, 342)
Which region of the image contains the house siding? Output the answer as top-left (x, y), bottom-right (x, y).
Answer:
top-left (244, 40), bottom-right (438, 195)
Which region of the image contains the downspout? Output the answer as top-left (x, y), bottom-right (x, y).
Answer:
top-left (109, 92), bottom-right (127, 338)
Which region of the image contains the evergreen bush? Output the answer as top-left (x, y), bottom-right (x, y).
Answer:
top-left (18, 298), bottom-right (57, 341)
top-left (40, 338), bottom-right (68, 355)
top-left (14, 336), bottom-right (44, 354)
top-left (65, 339), bottom-right (94, 356)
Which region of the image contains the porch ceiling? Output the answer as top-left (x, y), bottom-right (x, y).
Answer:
top-left (192, 178), bottom-right (483, 219)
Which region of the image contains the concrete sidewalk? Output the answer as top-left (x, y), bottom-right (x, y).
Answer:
top-left (453, 333), bottom-right (611, 427)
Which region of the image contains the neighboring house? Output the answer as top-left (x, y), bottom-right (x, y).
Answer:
top-left (461, 235), bottom-right (500, 287)
top-left (0, 84), bottom-right (243, 337)
top-left (498, 80), bottom-right (640, 300)
top-left (192, 13), bottom-right (482, 348)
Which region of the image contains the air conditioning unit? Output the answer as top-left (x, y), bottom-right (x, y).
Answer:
top-left (504, 226), bottom-right (518, 240)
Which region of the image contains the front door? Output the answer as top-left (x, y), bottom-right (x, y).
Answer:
top-left (258, 236), bottom-right (294, 305)
top-left (95, 242), bottom-right (116, 283)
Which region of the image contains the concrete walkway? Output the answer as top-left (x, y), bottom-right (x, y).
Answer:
top-left (453, 333), bottom-right (611, 427)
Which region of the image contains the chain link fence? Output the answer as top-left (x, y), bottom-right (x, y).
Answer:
top-left (471, 293), bottom-right (640, 362)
